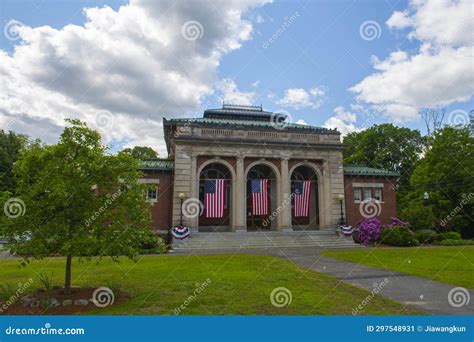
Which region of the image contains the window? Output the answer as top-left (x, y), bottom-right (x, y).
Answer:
top-left (146, 186), bottom-right (158, 202)
top-left (374, 188), bottom-right (383, 201)
top-left (364, 188), bottom-right (372, 200)
top-left (354, 187), bottom-right (362, 201)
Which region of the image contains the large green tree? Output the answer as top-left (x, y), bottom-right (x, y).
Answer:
top-left (0, 130), bottom-right (28, 193)
top-left (343, 124), bottom-right (426, 187)
top-left (122, 146), bottom-right (158, 160)
top-left (1, 120), bottom-right (152, 292)
top-left (402, 126), bottom-right (473, 237)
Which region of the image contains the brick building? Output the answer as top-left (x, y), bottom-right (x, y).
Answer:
top-left (140, 105), bottom-right (399, 233)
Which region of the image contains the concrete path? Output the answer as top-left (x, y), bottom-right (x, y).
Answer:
top-left (173, 246), bottom-right (474, 315)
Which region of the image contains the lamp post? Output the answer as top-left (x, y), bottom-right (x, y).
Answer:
top-left (178, 192), bottom-right (186, 226)
top-left (337, 194), bottom-right (345, 226)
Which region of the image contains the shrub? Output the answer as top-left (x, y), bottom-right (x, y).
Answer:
top-left (37, 272), bottom-right (54, 290)
top-left (414, 229), bottom-right (438, 244)
top-left (0, 283), bottom-right (16, 301)
top-left (379, 226), bottom-right (419, 247)
top-left (383, 217), bottom-right (410, 229)
top-left (435, 239), bottom-right (474, 246)
top-left (436, 231), bottom-right (462, 241)
top-left (356, 218), bottom-right (383, 244)
top-left (138, 229), bottom-right (167, 254)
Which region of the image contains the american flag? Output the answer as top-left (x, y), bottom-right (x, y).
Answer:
top-left (204, 179), bottom-right (225, 218)
top-left (292, 180), bottom-right (311, 217)
top-left (251, 179), bottom-right (269, 215)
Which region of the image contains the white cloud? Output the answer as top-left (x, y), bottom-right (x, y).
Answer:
top-left (276, 87), bottom-right (325, 109)
top-left (0, 0), bottom-right (270, 155)
top-left (351, 0), bottom-right (474, 123)
top-left (217, 78), bottom-right (255, 105)
top-left (251, 80), bottom-right (260, 88)
top-left (323, 106), bottom-right (359, 136)
top-left (295, 119), bottom-right (307, 125)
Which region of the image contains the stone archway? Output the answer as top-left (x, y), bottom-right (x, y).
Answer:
top-left (289, 161), bottom-right (325, 230)
top-left (244, 160), bottom-right (281, 231)
top-left (196, 158), bottom-right (236, 232)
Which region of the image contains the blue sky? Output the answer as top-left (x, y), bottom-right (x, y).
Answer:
top-left (1, 0), bottom-right (472, 154)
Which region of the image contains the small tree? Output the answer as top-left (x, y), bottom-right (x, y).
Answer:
top-left (122, 146), bottom-right (158, 160)
top-left (1, 119), bottom-right (152, 293)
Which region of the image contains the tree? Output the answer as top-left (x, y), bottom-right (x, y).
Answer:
top-left (0, 130), bottom-right (28, 193)
top-left (403, 127), bottom-right (473, 236)
top-left (122, 146), bottom-right (158, 160)
top-left (1, 120), bottom-right (152, 293)
top-left (419, 106), bottom-right (445, 137)
top-left (343, 124), bottom-right (426, 187)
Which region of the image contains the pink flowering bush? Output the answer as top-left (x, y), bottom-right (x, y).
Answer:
top-left (356, 217), bottom-right (383, 244)
top-left (383, 217), bottom-right (409, 229)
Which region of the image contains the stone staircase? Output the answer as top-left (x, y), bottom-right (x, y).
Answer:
top-left (172, 230), bottom-right (362, 252)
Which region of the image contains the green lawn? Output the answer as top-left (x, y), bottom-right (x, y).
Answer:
top-left (0, 254), bottom-right (418, 315)
top-left (322, 247), bottom-right (474, 289)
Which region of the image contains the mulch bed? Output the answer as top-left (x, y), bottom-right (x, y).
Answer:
top-left (0, 287), bottom-right (129, 315)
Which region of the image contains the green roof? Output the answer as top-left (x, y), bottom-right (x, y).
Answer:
top-left (343, 165), bottom-right (400, 177)
top-left (141, 158), bottom-right (174, 171)
top-left (163, 117), bottom-right (337, 134)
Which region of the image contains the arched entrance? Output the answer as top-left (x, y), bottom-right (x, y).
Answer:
top-left (290, 164), bottom-right (320, 230)
top-left (245, 163), bottom-right (279, 231)
top-left (198, 162), bottom-right (232, 232)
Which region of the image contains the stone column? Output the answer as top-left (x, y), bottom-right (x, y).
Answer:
top-left (322, 159), bottom-right (332, 229)
top-left (189, 155), bottom-right (198, 232)
top-left (234, 156), bottom-right (246, 232)
top-left (279, 158), bottom-right (292, 231)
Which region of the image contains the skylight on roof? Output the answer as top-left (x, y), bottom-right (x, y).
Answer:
top-left (222, 104), bottom-right (263, 111)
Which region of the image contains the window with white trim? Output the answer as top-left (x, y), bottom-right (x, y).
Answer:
top-left (146, 186), bottom-right (158, 202)
top-left (374, 188), bottom-right (383, 201)
top-left (354, 187), bottom-right (362, 201)
top-left (364, 188), bottom-right (372, 200)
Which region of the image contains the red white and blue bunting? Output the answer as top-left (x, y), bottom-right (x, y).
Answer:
top-left (172, 225), bottom-right (190, 240)
top-left (340, 225), bottom-right (353, 236)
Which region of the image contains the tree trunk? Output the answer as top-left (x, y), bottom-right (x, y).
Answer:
top-left (64, 255), bottom-right (72, 294)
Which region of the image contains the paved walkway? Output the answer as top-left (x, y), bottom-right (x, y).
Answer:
top-left (173, 246), bottom-right (474, 315)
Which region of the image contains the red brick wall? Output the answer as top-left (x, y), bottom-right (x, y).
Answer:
top-left (142, 171), bottom-right (173, 231)
top-left (344, 175), bottom-right (397, 226)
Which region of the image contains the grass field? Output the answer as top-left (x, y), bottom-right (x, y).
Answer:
top-left (0, 254), bottom-right (419, 315)
top-left (322, 246), bottom-right (474, 289)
